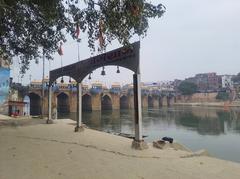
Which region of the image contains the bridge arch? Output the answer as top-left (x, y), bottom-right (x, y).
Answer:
top-left (29, 92), bottom-right (41, 116)
top-left (57, 92), bottom-right (70, 114)
top-left (159, 96), bottom-right (163, 107)
top-left (148, 95), bottom-right (154, 108)
top-left (120, 95), bottom-right (128, 109)
top-left (101, 94), bottom-right (112, 110)
top-left (82, 94), bottom-right (92, 111)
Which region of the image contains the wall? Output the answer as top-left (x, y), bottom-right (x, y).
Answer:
top-left (0, 67), bottom-right (10, 115)
top-left (176, 92), bottom-right (218, 103)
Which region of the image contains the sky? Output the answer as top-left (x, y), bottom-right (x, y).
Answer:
top-left (11, 0), bottom-right (240, 86)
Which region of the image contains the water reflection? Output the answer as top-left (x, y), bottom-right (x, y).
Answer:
top-left (59, 107), bottom-right (240, 135)
top-left (147, 107), bottom-right (240, 136)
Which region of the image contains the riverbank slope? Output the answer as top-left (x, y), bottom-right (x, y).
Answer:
top-left (0, 119), bottom-right (240, 179)
top-left (174, 100), bottom-right (240, 107)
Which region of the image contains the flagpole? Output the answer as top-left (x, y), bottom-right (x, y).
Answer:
top-left (77, 40), bottom-right (80, 61)
top-left (61, 55), bottom-right (63, 68)
top-left (42, 49), bottom-right (45, 119)
top-left (49, 58), bottom-right (51, 72)
top-left (75, 24), bottom-right (80, 61)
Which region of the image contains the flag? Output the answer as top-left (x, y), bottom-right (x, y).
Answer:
top-left (58, 42), bottom-right (63, 56)
top-left (75, 24), bottom-right (80, 38)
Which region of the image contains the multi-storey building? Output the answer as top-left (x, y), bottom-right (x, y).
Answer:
top-left (186, 72), bottom-right (220, 92)
top-left (221, 75), bottom-right (233, 89)
top-left (207, 73), bottom-right (220, 91)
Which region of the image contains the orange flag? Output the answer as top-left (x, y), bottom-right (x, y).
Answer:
top-left (75, 24), bottom-right (80, 38)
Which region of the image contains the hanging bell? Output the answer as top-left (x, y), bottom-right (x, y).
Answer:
top-left (88, 73), bottom-right (92, 80)
top-left (69, 77), bottom-right (71, 83)
top-left (116, 66), bottom-right (120, 73)
top-left (101, 67), bottom-right (106, 76)
top-left (60, 77), bottom-right (64, 83)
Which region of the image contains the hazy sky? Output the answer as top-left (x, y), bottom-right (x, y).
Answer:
top-left (11, 0), bottom-right (240, 86)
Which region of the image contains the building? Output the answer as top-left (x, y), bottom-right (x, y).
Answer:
top-left (186, 72), bottom-right (220, 92)
top-left (0, 58), bottom-right (10, 115)
top-left (221, 75), bottom-right (233, 89)
top-left (8, 83), bottom-right (29, 116)
top-left (207, 73), bottom-right (220, 91)
top-left (142, 81), bottom-right (175, 92)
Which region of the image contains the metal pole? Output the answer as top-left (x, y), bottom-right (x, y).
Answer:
top-left (133, 73), bottom-right (142, 141)
top-left (47, 55), bottom-right (51, 122)
top-left (48, 85), bottom-right (52, 121)
top-left (75, 82), bottom-right (83, 131)
top-left (42, 50), bottom-right (45, 119)
top-left (29, 75), bottom-right (32, 84)
top-left (77, 41), bottom-right (80, 61)
top-left (78, 82), bottom-right (82, 126)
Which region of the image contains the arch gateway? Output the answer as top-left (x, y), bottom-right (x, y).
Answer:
top-left (48, 41), bottom-right (148, 149)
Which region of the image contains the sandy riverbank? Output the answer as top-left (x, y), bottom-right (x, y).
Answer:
top-left (1, 118), bottom-right (240, 179)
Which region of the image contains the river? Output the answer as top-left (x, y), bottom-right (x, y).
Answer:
top-left (59, 106), bottom-right (240, 163)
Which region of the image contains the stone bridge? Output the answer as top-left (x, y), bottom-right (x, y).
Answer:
top-left (27, 83), bottom-right (175, 116)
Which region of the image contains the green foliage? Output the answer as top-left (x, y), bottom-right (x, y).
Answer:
top-left (0, 0), bottom-right (165, 74)
top-left (232, 73), bottom-right (240, 83)
top-left (216, 92), bottom-right (229, 101)
top-left (178, 81), bottom-right (197, 95)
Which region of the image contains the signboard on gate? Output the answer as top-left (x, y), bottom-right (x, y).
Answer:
top-left (49, 41), bottom-right (140, 84)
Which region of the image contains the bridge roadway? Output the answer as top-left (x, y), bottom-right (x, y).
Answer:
top-left (27, 84), bottom-right (175, 116)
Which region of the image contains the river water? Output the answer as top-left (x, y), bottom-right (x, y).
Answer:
top-left (59, 106), bottom-right (240, 163)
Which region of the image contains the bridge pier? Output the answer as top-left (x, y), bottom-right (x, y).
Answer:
top-left (141, 96), bottom-right (148, 108)
top-left (91, 94), bottom-right (101, 110)
top-left (69, 91), bottom-right (77, 113)
top-left (162, 96), bottom-right (168, 106)
top-left (159, 97), bottom-right (163, 107)
top-left (128, 95), bottom-right (134, 109)
top-left (153, 96), bottom-right (159, 108)
top-left (111, 94), bottom-right (120, 110)
top-left (168, 96), bottom-right (174, 107)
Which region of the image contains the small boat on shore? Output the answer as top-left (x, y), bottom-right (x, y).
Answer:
top-left (118, 133), bottom-right (148, 139)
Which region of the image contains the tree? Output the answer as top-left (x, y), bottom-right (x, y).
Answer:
top-left (0, 0), bottom-right (165, 73)
top-left (216, 91), bottom-right (229, 101)
top-left (232, 73), bottom-right (240, 83)
top-left (178, 81), bottom-right (198, 95)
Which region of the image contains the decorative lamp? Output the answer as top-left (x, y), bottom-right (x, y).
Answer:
top-left (101, 66), bottom-right (106, 76)
top-left (116, 66), bottom-right (120, 73)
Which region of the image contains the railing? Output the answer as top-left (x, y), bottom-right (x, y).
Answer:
top-left (29, 85), bottom-right (176, 97)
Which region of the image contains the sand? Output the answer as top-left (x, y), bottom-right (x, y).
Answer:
top-left (0, 119), bottom-right (240, 179)
top-left (0, 114), bottom-right (13, 120)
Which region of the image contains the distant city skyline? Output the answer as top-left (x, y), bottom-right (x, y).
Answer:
top-left (10, 0), bottom-right (240, 85)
